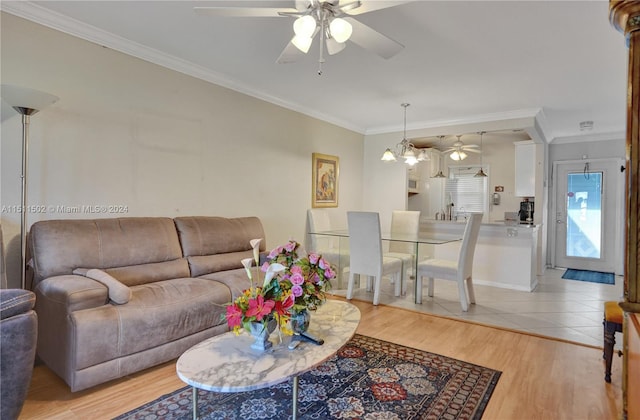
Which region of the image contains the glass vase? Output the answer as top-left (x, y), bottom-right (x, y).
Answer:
top-left (290, 309), bottom-right (311, 334)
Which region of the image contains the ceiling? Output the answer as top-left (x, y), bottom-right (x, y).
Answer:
top-left (2, 1), bottom-right (629, 144)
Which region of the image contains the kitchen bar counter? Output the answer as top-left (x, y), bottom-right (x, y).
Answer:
top-left (420, 219), bottom-right (540, 292)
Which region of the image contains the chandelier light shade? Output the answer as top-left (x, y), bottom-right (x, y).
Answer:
top-left (1, 84), bottom-right (59, 289)
top-left (449, 150), bottom-right (467, 161)
top-left (380, 103), bottom-right (429, 166)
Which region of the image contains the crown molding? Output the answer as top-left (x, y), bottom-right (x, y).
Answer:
top-left (550, 130), bottom-right (626, 144)
top-left (366, 108), bottom-right (542, 136)
top-left (1, 1), bottom-right (366, 134)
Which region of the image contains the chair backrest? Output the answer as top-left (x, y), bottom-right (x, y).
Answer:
top-left (347, 211), bottom-right (383, 276)
top-left (306, 209), bottom-right (337, 252)
top-left (458, 213), bottom-right (483, 277)
top-left (388, 210), bottom-right (421, 253)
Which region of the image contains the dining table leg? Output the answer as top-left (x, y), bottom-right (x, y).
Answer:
top-left (192, 386), bottom-right (198, 420)
top-left (292, 375), bottom-right (299, 419)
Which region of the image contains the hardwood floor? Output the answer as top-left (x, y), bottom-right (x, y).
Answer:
top-left (19, 297), bottom-right (623, 419)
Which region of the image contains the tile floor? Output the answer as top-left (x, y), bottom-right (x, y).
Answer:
top-left (329, 267), bottom-right (624, 348)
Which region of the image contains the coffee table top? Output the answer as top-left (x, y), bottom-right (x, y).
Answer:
top-left (176, 299), bottom-right (360, 392)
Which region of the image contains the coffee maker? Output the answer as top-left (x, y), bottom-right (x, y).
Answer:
top-left (519, 199), bottom-right (534, 224)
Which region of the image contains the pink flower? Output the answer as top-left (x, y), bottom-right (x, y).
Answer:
top-left (290, 265), bottom-right (303, 275)
top-left (324, 267), bottom-right (336, 279)
top-left (245, 295), bottom-right (275, 321)
top-left (290, 272), bottom-right (304, 286)
top-left (319, 258), bottom-right (329, 270)
top-left (268, 246), bottom-right (283, 259)
top-left (226, 304), bottom-right (243, 328)
top-left (291, 285), bottom-right (303, 297)
top-left (261, 262), bottom-right (270, 273)
top-left (285, 241), bottom-right (297, 252)
top-left (308, 253), bottom-right (319, 264)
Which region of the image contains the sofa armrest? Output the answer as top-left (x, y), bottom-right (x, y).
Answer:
top-left (0, 289), bottom-right (35, 320)
top-left (35, 275), bottom-right (109, 313)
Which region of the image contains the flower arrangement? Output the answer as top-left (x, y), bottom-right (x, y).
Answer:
top-left (224, 239), bottom-right (335, 336)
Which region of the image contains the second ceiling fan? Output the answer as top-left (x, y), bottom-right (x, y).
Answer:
top-left (194, 0), bottom-right (408, 74)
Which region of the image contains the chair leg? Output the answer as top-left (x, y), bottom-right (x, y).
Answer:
top-left (466, 277), bottom-right (476, 304)
top-left (457, 280), bottom-right (469, 312)
top-left (372, 274), bottom-right (382, 306)
top-left (346, 272), bottom-right (355, 300)
top-left (394, 271), bottom-right (401, 297)
top-left (604, 320), bottom-right (617, 383)
top-left (416, 275), bottom-right (423, 304)
top-left (427, 277), bottom-right (434, 297)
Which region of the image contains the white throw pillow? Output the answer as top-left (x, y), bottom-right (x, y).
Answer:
top-left (73, 268), bottom-right (132, 304)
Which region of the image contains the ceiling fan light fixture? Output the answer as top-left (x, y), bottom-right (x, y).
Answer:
top-left (292, 35), bottom-right (313, 53)
top-left (326, 37), bottom-right (346, 55)
top-left (450, 150), bottom-right (467, 161)
top-left (293, 15), bottom-right (316, 38)
top-left (329, 17), bottom-right (352, 43)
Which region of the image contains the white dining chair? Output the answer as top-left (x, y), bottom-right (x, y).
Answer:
top-left (416, 213), bottom-right (483, 311)
top-left (305, 209), bottom-right (349, 275)
top-left (346, 211), bottom-right (403, 306)
top-left (384, 210), bottom-right (421, 295)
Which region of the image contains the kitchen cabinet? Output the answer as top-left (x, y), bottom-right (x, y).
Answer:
top-left (514, 141), bottom-right (535, 197)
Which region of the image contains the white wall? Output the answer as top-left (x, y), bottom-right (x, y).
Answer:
top-left (0, 13), bottom-right (364, 289)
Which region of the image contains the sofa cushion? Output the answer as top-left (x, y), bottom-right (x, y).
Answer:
top-left (73, 269), bottom-right (131, 304)
top-left (29, 217), bottom-right (184, 287)
top-left (174, 216), bottom-right (266, 276)
top-left (200, 268), bottom-right (252, 301)
top-left (71, 277), bottom-right (230, 370)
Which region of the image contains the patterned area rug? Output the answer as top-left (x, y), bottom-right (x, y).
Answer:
top-left (562, 269), bottom-right (615, 285)
top-left (114, 334), bottom-right (501, 420)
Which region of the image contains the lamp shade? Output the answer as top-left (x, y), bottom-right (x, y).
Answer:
top-left (2, 84), bottom-right (59, 115)
top-left (292, 35), bottom-right (313, 53)
top-left (381, 148), bottom-right (397, 162)
top-left (329, 18), bottom-right (352, 43)
top-left (294, 15), bottom-right (316, 38)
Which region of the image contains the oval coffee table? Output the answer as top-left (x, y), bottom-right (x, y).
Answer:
top-left (176, 300), bottom-right (361, 419)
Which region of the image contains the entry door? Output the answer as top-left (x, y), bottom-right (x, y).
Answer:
top-left (553, 159), bottom-right (622, 273)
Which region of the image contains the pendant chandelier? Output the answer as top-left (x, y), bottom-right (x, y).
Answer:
top-left (380, 103), bottom-right (429, 166)
top-left (431, 136), bottom-right (446, 178)
top-left (474, 131), bottom-right (488, 177)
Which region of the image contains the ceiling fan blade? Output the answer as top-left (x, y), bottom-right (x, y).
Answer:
top-left (277, 38), bottom-right (305, 64)
top-left (342, 0), bottom-right (411, 16)
top-left (194, 7), bottom-right (297, 17)
top-left (344, 17), bottom-right (403, 59)
top-left (464, 148), bottom-right (481, 153)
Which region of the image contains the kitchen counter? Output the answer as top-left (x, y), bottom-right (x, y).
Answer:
top-left (420, 220), bottom-right (540, 291)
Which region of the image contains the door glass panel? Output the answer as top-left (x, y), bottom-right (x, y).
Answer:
top-left (566, 172), bottom-right (603, 259)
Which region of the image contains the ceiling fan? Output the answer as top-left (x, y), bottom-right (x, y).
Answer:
top-left (443, 135), bottom-right (480, 161)
top-left (194, 0), bottom-right (408, 74)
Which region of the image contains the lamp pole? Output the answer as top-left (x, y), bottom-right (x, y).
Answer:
top-left (1, 85), bottom-right (59, 289)
top-left (15, 108), bottom-right (36, 290)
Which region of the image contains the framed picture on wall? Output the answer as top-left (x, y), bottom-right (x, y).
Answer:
top-left (312, 153), bottom-right (339, 208)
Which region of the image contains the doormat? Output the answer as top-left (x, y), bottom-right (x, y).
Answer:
top-left (114, 334), bottom-right (501, 420)
top-left (562, 269), bottom-right (615, 285)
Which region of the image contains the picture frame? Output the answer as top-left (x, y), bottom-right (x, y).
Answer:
top-left (312, 153), bottom-right (339, 208)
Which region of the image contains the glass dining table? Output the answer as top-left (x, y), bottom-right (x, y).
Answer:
top-left (308, 229), bottom-right (462, 304)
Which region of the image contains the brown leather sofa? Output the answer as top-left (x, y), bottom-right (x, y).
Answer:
top-left (29, 216), bottom-right (264, 391)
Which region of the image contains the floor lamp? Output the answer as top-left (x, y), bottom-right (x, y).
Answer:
top-left (1, 85), bottom-right (59, 289)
